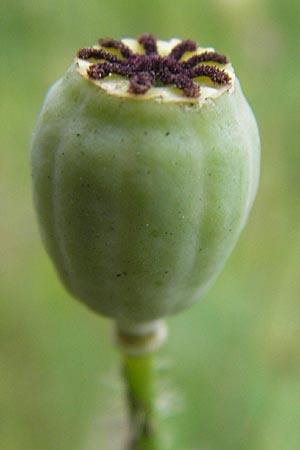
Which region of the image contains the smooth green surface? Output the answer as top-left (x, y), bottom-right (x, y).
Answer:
top-left (31, 65), bottom-right (259, 323)
top-left (1, 1), bottom-right (300, 449)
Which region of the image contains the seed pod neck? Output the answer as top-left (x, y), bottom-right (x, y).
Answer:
top-left (76, 33), bottom-right (235, 105)
top-left (115, 320), bottom-right (168, 356)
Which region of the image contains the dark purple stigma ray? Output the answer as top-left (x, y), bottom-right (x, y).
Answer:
top-left (77, 47), bottom-right (122, 63)
top-left (99, 38), bottom-right (133, 58)
top-left (88, 62), bottom-right (119, 79)
top-left (189, 65), bottom-right (231, 85)
top-left (182, 51), bottom-right (229, 68)
top-left (138, 33), bottom-right (158, 55)
top-left (157, 64), bottom-right (200, 98)
top-left (78, 34), bottom-right (231, 98)
top-left (128, 72), bottom-right (156, 94)
top-left (169, 39), bottom-right (197, 60)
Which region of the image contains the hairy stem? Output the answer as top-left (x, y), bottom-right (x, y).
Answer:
top-left (122, 352), bottom-right (163, 450)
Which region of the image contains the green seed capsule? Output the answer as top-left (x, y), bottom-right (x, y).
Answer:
top-left (31, 34), bottom-right (260, 327)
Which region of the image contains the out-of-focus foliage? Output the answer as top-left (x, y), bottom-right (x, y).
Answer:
top-left (1, 0), bottom-right (299, 449)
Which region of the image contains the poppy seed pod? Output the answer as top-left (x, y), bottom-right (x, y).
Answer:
top-left (31, 34), bottom-right (260, 330)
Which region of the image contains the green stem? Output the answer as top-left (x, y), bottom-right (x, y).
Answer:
top-left (122, 352), bottom-right (163, 450)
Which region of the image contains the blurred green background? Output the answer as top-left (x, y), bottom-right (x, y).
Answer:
top-left (1, 0), bottom-right (300, 449)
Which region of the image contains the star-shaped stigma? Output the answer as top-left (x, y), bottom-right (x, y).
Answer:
top-left (77, 33), bottom-right (231, 98)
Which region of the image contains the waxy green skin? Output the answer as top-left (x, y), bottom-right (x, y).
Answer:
top-left (31, 64), bottom-right (260, 324)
